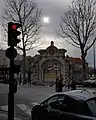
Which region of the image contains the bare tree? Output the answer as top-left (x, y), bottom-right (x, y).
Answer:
top-left (26, 56), bottom-right (33, 85)
top-left (59, 0), bottom-right (96, 82)
top-left (2, 0), bottom-right (42, 84)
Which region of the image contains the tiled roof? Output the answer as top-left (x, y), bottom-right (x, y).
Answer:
top-left (71, 57), bottom-right (82, 64)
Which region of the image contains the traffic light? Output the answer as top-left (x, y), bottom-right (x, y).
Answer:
top-left (8, 22), bottom-right (21, 46)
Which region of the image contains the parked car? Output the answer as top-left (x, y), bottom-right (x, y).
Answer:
top-left (84, 77), bottom-right (96, 87)
top-left (31, 89), bottom-right (96, 120)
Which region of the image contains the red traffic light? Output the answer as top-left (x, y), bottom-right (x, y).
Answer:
top-left (11, 23), bottom-right (21, 30)
top-left (8, 22), bottom-right (21, 46)
top-left (12, 24), bottom-right (17, 30)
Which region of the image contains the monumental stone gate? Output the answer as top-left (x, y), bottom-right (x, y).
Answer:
top-left (32, 41), bottom-right (67, 85)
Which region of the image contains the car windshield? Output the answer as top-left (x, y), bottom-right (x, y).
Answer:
top-left (86, 98), bottom-right (96, 117)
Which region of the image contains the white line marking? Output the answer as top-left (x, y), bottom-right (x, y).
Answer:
top-left (31, 102), bottom-right (39, 106)
top-left (0, 105), bottom-right (8, 111)
top-left (17, 104), bottom-right (31, 116)
top-left (0, 103), bottom-right (32, 116)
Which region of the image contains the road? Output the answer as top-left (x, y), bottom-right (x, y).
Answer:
top-left (0, 84), bottom-right (56, 120)
top-left (0, 84), bottom-right (96, 120)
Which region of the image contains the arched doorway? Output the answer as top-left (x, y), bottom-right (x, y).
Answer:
top-left (42, 59), bottom-right (62, 85)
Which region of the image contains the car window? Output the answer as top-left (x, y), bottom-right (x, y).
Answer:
top-left (60, 97), bottom-right (84, 115)
top-left (46, 95), bottom-right (65, 110)
top-left (86, 98), bottom-right (96, 117)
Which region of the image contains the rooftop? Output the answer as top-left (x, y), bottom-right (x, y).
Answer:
top-left (71, 57), bottom-right (82, 64)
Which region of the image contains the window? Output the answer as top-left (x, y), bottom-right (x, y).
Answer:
top-left (60, 97), bottom-right (84, 115)
top-left (87, 98), bottom-right (96, 117)
top-left (46, 95), bottom-right (65, 110)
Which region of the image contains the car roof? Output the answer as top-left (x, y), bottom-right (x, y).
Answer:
top-left (47, 89), bottom-right (96, 102)
top-left (64, 90), bottom-right (96, 101)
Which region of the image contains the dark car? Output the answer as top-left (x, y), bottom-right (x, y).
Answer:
top-left (31, 89), bottom-right (96, 120)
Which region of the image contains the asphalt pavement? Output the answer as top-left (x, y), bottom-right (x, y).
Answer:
top-left (0, 84), bottom-right (56, 120)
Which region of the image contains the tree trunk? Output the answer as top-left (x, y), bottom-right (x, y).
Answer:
top-left (28, 73), bottom-right (31, 86)
top-left (81, 54), bottom-right (86, 86)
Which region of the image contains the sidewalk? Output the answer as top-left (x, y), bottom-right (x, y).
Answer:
top-left (0, 113), bottom-right (21, 120)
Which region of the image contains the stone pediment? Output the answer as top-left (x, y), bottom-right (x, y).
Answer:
top-left (58, 49), bottom-right (67, 53)
top-left (38, 41), bottom-right (67, 55)
top-left (46, 42), bottom-right (57, 55)
top-left (46, 41), bottom-right (67, 55)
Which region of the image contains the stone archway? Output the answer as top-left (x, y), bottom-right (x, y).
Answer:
top-left (41, 59), bottom-right (63, 85)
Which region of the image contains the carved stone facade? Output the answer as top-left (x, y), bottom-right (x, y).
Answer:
top-left (28, 41), bottom-right (89, 85)
top-left (31, 41), bottom-right (67, 84)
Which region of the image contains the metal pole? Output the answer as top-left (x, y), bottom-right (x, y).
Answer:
top-left (8, 47), bottom-right (14, 120)
top-left (93, 43), bottom-right (95, 77)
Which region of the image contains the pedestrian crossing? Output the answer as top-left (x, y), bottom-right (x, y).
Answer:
top-left (0, 105), bottom-right (8, 112)
top-left (17, 104), bottom-right (31, 116)
top-left (0, 102), bottom-right (36, 117)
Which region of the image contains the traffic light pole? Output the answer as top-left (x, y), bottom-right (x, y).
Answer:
top-left (7, 22), bottom-right (21, 120)
top-left (8, 46), bottom-right (15, 120)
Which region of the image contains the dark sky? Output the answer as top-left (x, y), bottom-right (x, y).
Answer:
top-left (0, 0), bottom-right (95, 66)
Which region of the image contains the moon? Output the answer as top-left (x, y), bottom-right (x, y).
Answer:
top-left (43, 17), bottom-right (50, 23)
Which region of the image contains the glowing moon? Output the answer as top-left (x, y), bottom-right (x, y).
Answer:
top-left (43, 17), bottom-right (50, 23)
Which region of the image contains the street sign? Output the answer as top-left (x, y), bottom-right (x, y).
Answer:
top-left (6, 47), bottom-right (17, 59)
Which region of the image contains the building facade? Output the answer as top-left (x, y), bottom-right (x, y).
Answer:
top-left (0, 50), bottom-right (22, 82)
top-left (29, 41), bottom-right (89, 85)
top-left (30, 41), bottom-right (66, 85)
top-left (65, 55), bottom-right (89, 84)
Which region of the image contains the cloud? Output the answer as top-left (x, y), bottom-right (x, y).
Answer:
top-left (0, 0), bottom-right (95, 66)
top-left (39, 0), bottom-right (72, 36)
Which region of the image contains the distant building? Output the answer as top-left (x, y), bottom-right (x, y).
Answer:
top-left (0, 49), bottom-right (23, 82)
top-left (65, 55), bottom-right (89, 83)
top-left (0, 49), bottom-right (22, 67)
